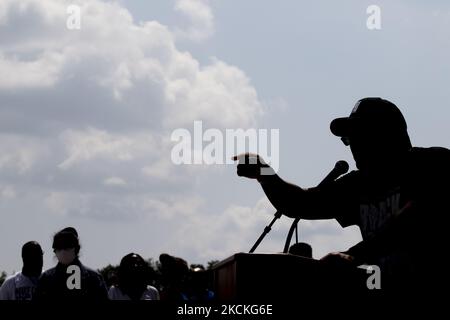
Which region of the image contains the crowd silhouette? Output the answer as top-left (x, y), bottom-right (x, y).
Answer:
top-left (0, 227), bottom-right (219, 301)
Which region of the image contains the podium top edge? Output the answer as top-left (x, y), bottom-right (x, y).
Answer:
top-left (211, 252), bottom-right (318, 269)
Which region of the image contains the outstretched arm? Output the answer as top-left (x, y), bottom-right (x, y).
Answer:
top-left (233, 153), bottom-right (347, 220)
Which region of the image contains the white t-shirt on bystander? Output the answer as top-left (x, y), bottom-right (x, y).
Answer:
top-left (108, 285), bottom-right (160, 300)
top-left (0, 272), bottom-right (38, 300)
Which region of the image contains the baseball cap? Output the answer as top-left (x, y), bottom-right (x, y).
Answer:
top-left (330, 98), bottom-right (407, 138)
top-left (53, 227), bottom-right (79, 250)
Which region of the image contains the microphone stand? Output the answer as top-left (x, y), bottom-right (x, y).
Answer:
top-left (283, 217), bottom-right (300, 253)
top-left (249, 211), bottom-right (282, 253)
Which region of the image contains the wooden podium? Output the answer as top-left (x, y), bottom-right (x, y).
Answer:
top-left (212, 253), bottom-right (367, 300)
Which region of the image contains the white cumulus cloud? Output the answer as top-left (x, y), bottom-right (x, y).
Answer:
top-left (0, 0), bottom-right (267, 269)
top-left (174, 0), bottom-right (215, 42)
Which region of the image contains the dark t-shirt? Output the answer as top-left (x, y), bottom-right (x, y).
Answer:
top-left (333, 147), bottom-right (449, 229)
top-left (34, 259), bottom-right (108, 301)
top-left (314, 147), bottom-right (450, 287)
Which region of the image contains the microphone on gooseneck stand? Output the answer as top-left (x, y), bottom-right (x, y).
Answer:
top-left (282, 160), bottom-right (350, 253)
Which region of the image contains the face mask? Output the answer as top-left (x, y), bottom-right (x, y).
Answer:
top-left (55, 248), bottom-right (76, 265)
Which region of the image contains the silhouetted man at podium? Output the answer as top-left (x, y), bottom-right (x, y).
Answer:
top-left (234, 97), bottom-right (450, 291)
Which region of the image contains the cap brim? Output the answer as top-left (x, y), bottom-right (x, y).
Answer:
top-left (330, 117), bottom-right (355, 137)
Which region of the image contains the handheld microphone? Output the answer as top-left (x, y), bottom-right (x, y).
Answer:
top-left (317, 160), bottom-right (349, 187)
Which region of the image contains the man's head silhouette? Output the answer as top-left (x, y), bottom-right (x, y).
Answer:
top-left (118, 253), bottom-right (149, 300)
top-left (21, 241), bottom-right (43, 278)
top-left (330, 98), bottom-right (412, 172)
top-left (52, 227), bottom-right (80, 265)
top-left (288, 242), bottom-right (313, 258)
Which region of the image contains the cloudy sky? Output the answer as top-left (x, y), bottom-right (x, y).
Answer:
top-left (1, 0), bottom-right (449, 274)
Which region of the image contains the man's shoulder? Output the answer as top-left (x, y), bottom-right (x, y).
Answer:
top-left (78, 264), bottom-right (104, 282)
top-left (143, 285), bottom-right (160, 300)
top-left (408, 146), bottom-right (450, 172)
top-left (80, 264), bottom-right (100, 275)
top-left (108, 285), bottom-right (120, 294)
top-left (108, 285), bottom-right (125, 299)
top-left (41, 267), bottom-right (57, 277)
top-left (8, 271), bottom-right (22, 280)
top-left (407, 147), bottom-right (450, 195)
top-left (145, 285), bottom-right (159, 293)
top-left (409, 146), bottom-right (450, 160)
top-left (40, 263), bottom-right (102, 278)
top-left (1, 273), bottom-right (19, 287)
top-left (108, 285), bottom-right (119, 292)
top-left (335, 169), bottom-right (361, 185)
top-left (11, 272), bottom-right (31, 284)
